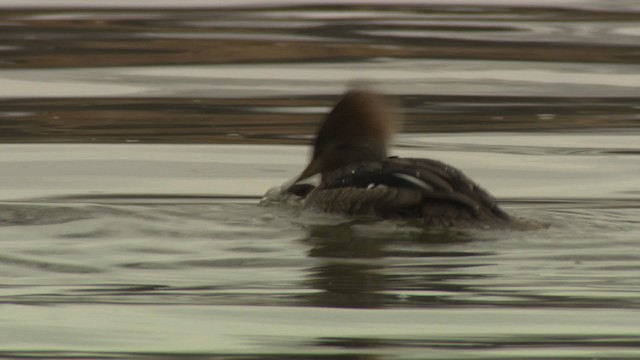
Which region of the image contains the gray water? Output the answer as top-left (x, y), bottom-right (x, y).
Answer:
top-left (1, 1), bottom-right (639, 359)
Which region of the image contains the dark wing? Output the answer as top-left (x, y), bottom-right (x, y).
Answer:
top-left (308, 157), bottom-right (513, 227)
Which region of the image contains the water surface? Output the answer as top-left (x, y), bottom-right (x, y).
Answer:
top-left (0, 1), bottom-right (639, 359)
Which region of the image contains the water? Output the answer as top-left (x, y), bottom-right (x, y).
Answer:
top-left (1, 1), bottom-right (640, 359)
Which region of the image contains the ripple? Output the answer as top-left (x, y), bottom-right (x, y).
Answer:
top-left (0, 254), bottom-right (102, 274)
top-left (1, 3), bottom-right (639, 357)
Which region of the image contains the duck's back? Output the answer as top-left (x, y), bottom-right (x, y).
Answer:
top-left (304, 157), bottom-right (516, 228)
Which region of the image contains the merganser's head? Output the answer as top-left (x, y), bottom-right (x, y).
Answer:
top-left (294, 89), bottom-right (398, 189)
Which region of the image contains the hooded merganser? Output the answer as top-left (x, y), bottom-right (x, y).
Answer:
top-left (263, 89), bottom-right (534, 229)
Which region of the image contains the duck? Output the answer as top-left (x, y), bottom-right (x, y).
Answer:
top-left (263, 88), bottom-right (537, 229)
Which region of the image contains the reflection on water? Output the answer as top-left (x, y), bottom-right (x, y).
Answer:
top-left (2, 3), bottom-right (640, 69)
top-left (2, 93), bottom-right (640, 143)
top-left (0, 2), bottom-right (639, 143)
top-left (0, 196), bottom-right (639, 359)
top-left (1, 1), bottom-right (640, 359)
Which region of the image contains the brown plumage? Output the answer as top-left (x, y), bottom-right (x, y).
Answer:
top-left (283, 88), bottom-right (539, 229)
top-left (296, 90), bottom-right (396, 181)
